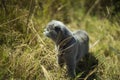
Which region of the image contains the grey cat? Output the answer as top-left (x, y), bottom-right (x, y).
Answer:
top-left (43, 20), bottom-right (89, 78)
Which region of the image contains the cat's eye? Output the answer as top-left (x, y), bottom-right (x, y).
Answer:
top-left (54, 26), bottom-right (60, 32)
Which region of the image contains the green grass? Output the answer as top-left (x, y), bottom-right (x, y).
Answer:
top-left (0, 13), bottom-right (120, 80)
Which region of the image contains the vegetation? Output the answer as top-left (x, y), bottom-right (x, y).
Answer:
top-left (0, 0), bottom-right (120, 80)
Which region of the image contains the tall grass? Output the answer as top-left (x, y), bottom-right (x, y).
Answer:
top-left (0, 15), bottom-right (120, 80)
top-left (0, 1), bottom-right (120, 80)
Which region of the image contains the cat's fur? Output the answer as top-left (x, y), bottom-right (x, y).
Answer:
top-left (44, 20), bottom-right (89, 78)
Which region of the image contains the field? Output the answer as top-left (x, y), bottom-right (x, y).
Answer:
top-left (0, 0), bottom-right (120, 80)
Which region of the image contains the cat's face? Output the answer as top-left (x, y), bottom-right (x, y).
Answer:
top-left (44, 20), bottom-right (66, 42)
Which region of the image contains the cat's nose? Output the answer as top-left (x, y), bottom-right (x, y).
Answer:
top-left (43, 29), bottom-right (49, 36)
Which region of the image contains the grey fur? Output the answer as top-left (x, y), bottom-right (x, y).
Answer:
top-left (44, 20), bottom-right (89, 78)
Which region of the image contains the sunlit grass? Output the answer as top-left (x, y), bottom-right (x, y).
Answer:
top-left (0, 12), bottom-right (120, 80)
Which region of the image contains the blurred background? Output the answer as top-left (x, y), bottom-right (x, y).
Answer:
top-left (0, 0), bottom-right (120, 80)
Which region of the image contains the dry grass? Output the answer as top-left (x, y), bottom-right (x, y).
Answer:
top-left (0, 12), bottom-right (120, 80)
